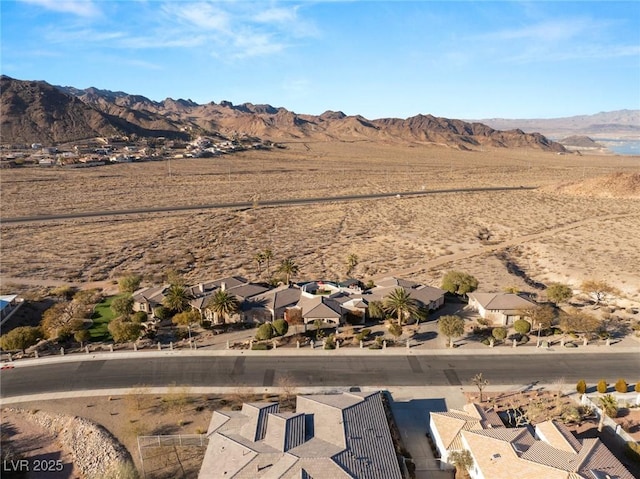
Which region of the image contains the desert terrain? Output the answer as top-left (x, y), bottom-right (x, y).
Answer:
top-left (1, 142), bottom-right (639, 299)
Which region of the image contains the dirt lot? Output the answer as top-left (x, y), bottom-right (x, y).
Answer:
top-left (1, 143), bottom-right (639, 300)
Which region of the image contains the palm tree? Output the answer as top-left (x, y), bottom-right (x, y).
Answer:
top-left (366, 300), bottom-right (385, 321)
top-left (206, 289), bottom-right (240, 324)
top-left (254, 252), bottom-right (265, 276)
top-left (263, 249), bottom-right (274, 276)
top-left (383, 288), bottom-right (418, 326)
top-left (597, 394), bottom-right (619, 433)
top-left (345, 253), bottom-right (358, 277)
top-left (162, 284), bottom-right (193, 313)
top-left (278, 258), bottom-right (299, 285)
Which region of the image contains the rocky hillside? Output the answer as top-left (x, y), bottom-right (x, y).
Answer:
top-left (2, 76), bottom-right (565, 151)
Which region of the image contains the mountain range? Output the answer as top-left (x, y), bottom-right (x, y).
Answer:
top-left (3, 75), bottom-right (615, 152)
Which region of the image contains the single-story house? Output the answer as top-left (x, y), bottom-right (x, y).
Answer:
top-left (293, 292), bottom-right (345, 325)
top-left (243, 285), bottom-right (302, 324)
top-left (430, 403), bottom-right (633, 479)
top-left (467, 292), bottom-right (537, 326)
top-left (132, 285), bottom-right (169, 315)
top-left (199, 391), bottom-right (402, 479)
top-left (363, 277), bottom-right (447, 317)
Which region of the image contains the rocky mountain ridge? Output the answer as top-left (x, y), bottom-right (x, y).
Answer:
top-left (2, 75), bottom-right (565, 151)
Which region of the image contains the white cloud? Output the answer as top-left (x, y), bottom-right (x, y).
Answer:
top-left (20, 0), bottom-right (101, 18)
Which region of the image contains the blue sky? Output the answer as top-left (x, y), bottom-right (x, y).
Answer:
top-left (1, 1), bottom-right (639, 119)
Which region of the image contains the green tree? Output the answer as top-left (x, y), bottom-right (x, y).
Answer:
top-left (441, 271), bottom-right (478, 296)
top-left (345, 253), bottom-right (359, 277)
top-left (581, 279), bottom-right (619, 304)
top-left (383, 288), bottom-right (418, 325)
top-left (273, 318), bottom-right (289, 337)
top-left (546, 283), bottom-right (573, 305)
top-left (492, 327), bottom-right (507, 341)
top-left (132, 311), bottom-right (148, 323)
top-left (74, 328), bottom-right (91, 347)
top-left (513, 319), bottom-right (532, 334)
top-left (439, 315), bottom-right (465, 348)
top-left (576, 379), bottom-right (587, 394)
top-left (111, 295), bottom-right (134, 317)
top-left (0, 326), bottom-right (42, 353)
top-left (597, 394), bottom-right (619, 433)
top-left (471, 373), bottom-right (489, 403)
top-left (40, 301), bottom-right (83, 339)
top-left (366, 300), bottom-right (385, 321)
top-left (278, 258), bottom-right (299, 284)
top-left (118, 274), bottom-right (142, 294)
top-left (206, 289), bottom-right (240, 324)
top-left (172, 310), bottom-right (200, 327)
top-left (262, 249), bottom-right (274, 276)
top-left (162, 284), bottom-right (193, 313)
top-left (154, 306), bottom-right (171, 320)
top-left (256, 323), bottom-right (275, 341)
top-left (449, 450), bottom-right (474, 478)
top-left (108, 318), bottom-right (141, 343)
top-left (597, 379), bottom-right (608, 394)
top-left (615, 379), bottom-right (628, 393)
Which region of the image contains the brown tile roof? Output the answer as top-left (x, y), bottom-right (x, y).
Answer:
top-left (468, 292), bottom-right (536, 311)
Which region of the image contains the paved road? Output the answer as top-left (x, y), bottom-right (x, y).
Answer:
top-left (1, 186), bottom-right (535, 224)
top-left (2, 353), bottom-right (637, 398)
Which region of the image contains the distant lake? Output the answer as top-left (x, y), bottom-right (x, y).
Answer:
top-left (599, 139), bottom-right (640, 155)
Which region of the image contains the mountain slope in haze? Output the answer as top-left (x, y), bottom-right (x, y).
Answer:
top-left (477, 110), bottom-right (640, 139)
top-left (1, 76), bottom-right (565, 151)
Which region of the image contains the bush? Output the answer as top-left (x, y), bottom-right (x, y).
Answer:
top-left (615, 379), bottom-right (628, 393)
top-left (635, 382), bottom-right (640, 393)
top-left (597, 379), bottom-right (608, 394)
top-left (388, 323), bottom-right (403, 337)
top-left (132, 311), bottom-right (148, 323)
top-left (255, 323), bottom-right (275, 341)
top-left (154, 306), bottom-right (171, 320)
top-left (272, 318), bottom-right (288, 337)
top-left (481, 338), bottom-right (491, 346)
top-left (324, 335), bottom-right (336, 350)
top-left (514, 319), bottom-right (532, 334)
top-left (0, 326), bottom-right (43, 352)
top-left (519, 334), bottom-right (529, 344)
top-left (576, 380), bottom-right (587, 394)
top-left (492, 327), bottom-right (507, 341)
top-left (251, 343), bottom-right (270, 350)
top-left (355, 328), bottom-right (371, 341)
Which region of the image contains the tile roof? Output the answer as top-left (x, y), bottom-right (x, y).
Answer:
top-left (296, 296), bottom-right (342, 319)
top-left (535, 420), bottom-right (582, 453)
top-left (467, 292), bottom-right (536, 311)
top-left (200, 391), bottom-right (401, 479)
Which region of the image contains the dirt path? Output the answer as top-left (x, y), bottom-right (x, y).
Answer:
top-left (374, 212), bottom-right (640, 280)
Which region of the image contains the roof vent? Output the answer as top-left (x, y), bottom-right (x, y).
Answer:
top-left (491, 453), bottom-right (501, 460)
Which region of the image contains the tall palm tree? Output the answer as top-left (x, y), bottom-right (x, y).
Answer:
top-left (278, 258), bottom-right (299, 285)
top-left (263, 249), bottom-right (274, 276)
top-left (254, 252), bottom-right (265, 276)
top-left (597, 394), bottom-right (619, 433)
top-left (206, 289), bottom-right (240, 324)
top-left (366, 300), bottom-right (385, 321)
top-left (162, 284), bottom-right (193, 313)
top-left (383, 288), bottom-right (418, 326)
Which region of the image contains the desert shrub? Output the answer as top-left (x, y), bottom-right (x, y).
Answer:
top-left (576, 380), bottom-right (587, 394)
top-left (514, 319), bottom-right (532, 334)
top-left (324, 335), bottom-right (336, 350)
top-left (251, 343), bottom-right (269, 350)
top-left (388, 323), bottom-right (403, 337)
top-left (635, 382), bottom-right (640, 393)
top-left (255, 323), bottom-right (274, 341)
top-left (492, 327), bottom-right (507, 341)
top-left (481, 338), bottom-right (491, 346)
top-left (519, 334), bottom-right (529, 344)
top-left (615, 379), bottom-right (628, 393)
top-left (355, 328), bottom-right (371, 341)
top-left (597, 379), bottom-right (608, 394)
top-left (272, 318), bottom-right (288, 337)
top-left (108, 318), bottom-right (141, 343)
